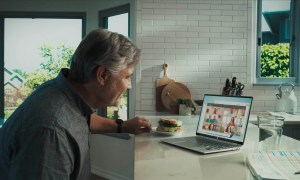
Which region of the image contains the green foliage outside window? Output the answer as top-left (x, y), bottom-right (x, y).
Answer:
top-left (4, 44), bottom-right (74, 119)
top-left (5, 44), bottom-right (128, 119)
top-left (260, 43), bottom-right (289, 77)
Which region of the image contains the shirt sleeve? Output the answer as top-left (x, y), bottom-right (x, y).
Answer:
top-left (9, 127), bottom-right (77, 180)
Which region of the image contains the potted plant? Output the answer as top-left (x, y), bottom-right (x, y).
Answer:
top-left (176, 98), bottom-right (196, 116)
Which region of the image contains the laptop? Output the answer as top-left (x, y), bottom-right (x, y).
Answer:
top-left (162, 94), bottom-right (253, 154)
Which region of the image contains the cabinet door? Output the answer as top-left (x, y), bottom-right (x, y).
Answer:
top-left (283, 124), bottom-right (300, 141)
top-left (90, 133), bottom-right (135, 180)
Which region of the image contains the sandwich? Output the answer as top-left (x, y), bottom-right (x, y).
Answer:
top-left (156, 118), bottom-right (182, 132)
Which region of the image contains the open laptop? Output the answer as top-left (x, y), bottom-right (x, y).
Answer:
top-left (162, 94), bottom-right (253, 154)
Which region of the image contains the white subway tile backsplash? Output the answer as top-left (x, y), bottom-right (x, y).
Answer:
top-left (199, 32), bottom-right (221, 38)
top-left (165, 60), bottom-right (188, 65)
top-left (142, 48), bottom-right (164, 54)
top-left (188, 15), bottom-right (210, 21)
top-left (233, 27), bottom-right (247, 32)
top-left (135, 0), bottom-right (278, 114)
top-left (141, 37), bottom-right (164, 42)
top-left (187, 4), bottom-right (211, 10)
top-left (233, 5), bottom-right (247, 11)
top-left (188, 26), bottom-right (210, 32)
top-left (233, 16), bottom-right (248, 22)
top-left (209, 72), bottom-right (232, 78)
top-left (142, 20), bottom-right (153, 26)
top-left (142, 25), bottom-right (164, 31)
top-left (165, 49), bottom-right (187, 54)
top-left (188, 49), bottom-right (210, 55)
top-left (154, 9), bottom-right (176, 14)
top-left (210, 27), bottom-right (232, 32)
top-left (179, 0), bottom-right (221, 4)
top-left (152, 43), bottom-right (176, 48)
top-left (175, 66), bottom-right (198, 72)
top-left (175, 31), bottom-right (198, 37)
top-left (175, 54), bottom-right (198, 60)
top-left (176, 20), bottom-right (198, 26)
top-left (176, 43), bottom-right (198, 49)
top-left (164, 3), bottom-right (188, 9)
top-left (141, 30), bottom-right (153, 37)
top-left (140, 100), bottom-right (154, 106)
top-left (174, 72), bottom-right (209, 78)
top-left (221, 44), bottom-right (244, 50)
top-left (210, 38), bottom-right (232, 44)
top-left (210, 49), bottom-right (232, 55)
top-left (222, 21), bottom-right (247, 27)
top-left (188, 37), bottom-right (209, 43)
top-left (164, 26), bottom-right (188, 32)
top-left (222, 0), bottom-right (247, 5)
top-left (222, 10), bottom-right (246, 16)
top-left (140, 77), bottom-right (153, 83)
top-left (198, 66), bottom-right (221, 72)
top-left (210, 60), bottom-right (232, 66)
top-left (222, 32), bottom-right (243, 38)
top-left (211, 4), bottom-right (233, 10)
top-left (141, 60), bottom-right (164, 66)
top-left (153, 31), bottom-right (176, 37)
top-left (176, 9), bottom-right (198, 15)
top-left (153, 20), bottom-right (176, 25)
top-left (221, 67), bottom-right (246, 73)
top-left (165, 37), bottom-right (188, 43)
top-left (142, 9), bottom-right (154, 14)
top-left (233, 50), bottom-right (247, 55)
top-left (141, 43), bottom-right (153, 48)
top-left (140, 83), bottom-right (154, 89)
top-left (210, 16), bottom-right (233, 21)
top-left (165, 15), bottom-right (188, 20)
top-left (221, 55), bottom-right (244, 61)
top-left (198, 21), bottom-right (221, 26)
top-left (142, 14), bottom-right (165, 20)
top-left (199, 10), bottom-right (222, 15)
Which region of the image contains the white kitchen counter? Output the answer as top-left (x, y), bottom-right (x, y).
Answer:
top-left (134, 115), bottom-right (300, 180)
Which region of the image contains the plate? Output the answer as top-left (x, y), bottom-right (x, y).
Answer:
top-left (151, 127), bottom-right (183, 136)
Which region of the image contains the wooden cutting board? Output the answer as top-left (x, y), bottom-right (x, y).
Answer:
top-left (155, 64), bottom-right (175, 111)
top-left (161, 82), bottom-right (192, 114)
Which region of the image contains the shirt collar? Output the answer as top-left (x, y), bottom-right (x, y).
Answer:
top-left (55, 68), bottom-right (96, 116)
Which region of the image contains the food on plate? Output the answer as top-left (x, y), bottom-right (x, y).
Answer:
top-left (156, 118), bottom-right (182, 132)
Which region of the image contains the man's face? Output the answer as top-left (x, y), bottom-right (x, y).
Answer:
top-left (102, 66), bottom-right (134, 106)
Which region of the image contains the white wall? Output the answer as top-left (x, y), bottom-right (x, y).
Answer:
top-left (134, 0), bottom-right (299, 114)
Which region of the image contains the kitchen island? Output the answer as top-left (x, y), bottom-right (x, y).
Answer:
top-left (134, 115), bottom-right (300, 180)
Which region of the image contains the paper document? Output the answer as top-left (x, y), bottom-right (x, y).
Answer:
top-left (247, 151), bottom-right (300, 180)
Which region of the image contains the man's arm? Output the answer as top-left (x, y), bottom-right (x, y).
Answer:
top-left (90, 114), bottom-right (151, 135)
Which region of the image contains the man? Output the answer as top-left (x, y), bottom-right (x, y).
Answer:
top-left (0, 29), bottom-right (152, 180)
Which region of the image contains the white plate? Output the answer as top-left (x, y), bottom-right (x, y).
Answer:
top-left (151, 127), bottom-right (183, 136)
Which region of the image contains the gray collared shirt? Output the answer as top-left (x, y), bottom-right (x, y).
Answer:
top-left (0, 69), bottom-right (94, 180)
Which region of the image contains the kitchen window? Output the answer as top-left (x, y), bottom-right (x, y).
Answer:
top-left (98, 4), bottom-right (132, 120)
top-left (256, 0), bottom-right (300, 84)
top-left (0, 12), bottom-right (85, 121)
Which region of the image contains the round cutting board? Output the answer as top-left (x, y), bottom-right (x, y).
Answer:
top-left (161, 82), bottom-right (192, 114)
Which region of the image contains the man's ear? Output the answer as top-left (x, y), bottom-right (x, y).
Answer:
top-left (95, 66), bottom-right (108, 85)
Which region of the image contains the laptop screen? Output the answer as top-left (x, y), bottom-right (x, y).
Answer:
top-left (196, 94), bottom-right (253, 143)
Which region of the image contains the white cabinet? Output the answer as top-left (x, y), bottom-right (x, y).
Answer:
top-left (90, 133), bottom-right (135, 180)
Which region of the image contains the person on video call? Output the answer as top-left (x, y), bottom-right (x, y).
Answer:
top-left (0, 28), bottom-right (152, 180)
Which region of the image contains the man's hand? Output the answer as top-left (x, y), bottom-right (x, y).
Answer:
top-left (122, 116), bottom-right (152, 135)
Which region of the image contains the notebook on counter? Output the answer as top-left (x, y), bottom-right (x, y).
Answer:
top-left (162, 94), bottom-right (253, 154)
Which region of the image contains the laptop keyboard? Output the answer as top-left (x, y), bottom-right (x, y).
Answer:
top-left (181, 137), bottom-right (238, 150)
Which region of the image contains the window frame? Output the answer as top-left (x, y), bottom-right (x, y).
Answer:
top-left (0, 11), bottom-right (86, 119)
top-left (256, 0), bottom-right (300, 85)
top-left (98, 4), bottom-right (134, 119)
